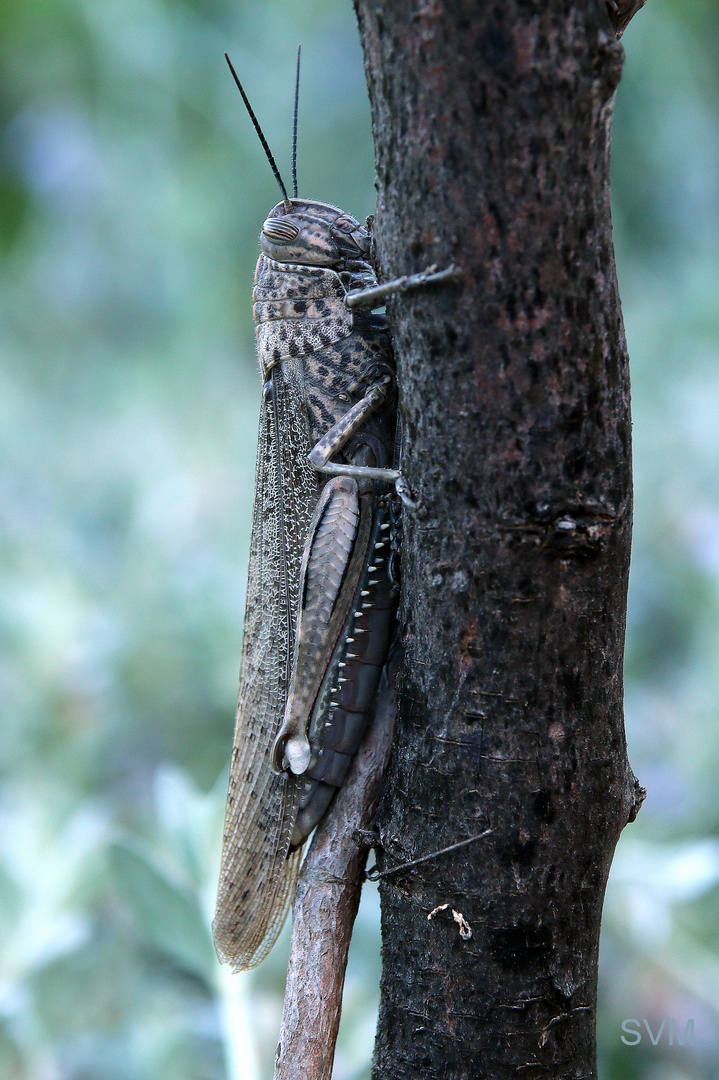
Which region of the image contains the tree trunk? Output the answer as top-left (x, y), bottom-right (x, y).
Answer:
top-left (352, 2), bottom-right (643, 1077)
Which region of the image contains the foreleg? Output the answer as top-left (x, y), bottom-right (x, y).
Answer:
top-left (307, 376), bottom-right (415, 507)
top-left (344, 263), bottom-right (459, 311)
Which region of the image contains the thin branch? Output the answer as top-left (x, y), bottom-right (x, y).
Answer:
top-left (273, 660), bottom-right (398, 1080)
top-left (366, 828), bottom-right (495, 881)
top-left (606, 0), bottom-right (647, 37)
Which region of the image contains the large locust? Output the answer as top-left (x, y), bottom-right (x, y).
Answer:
top-left (213, 53), bottom-right (452, 971)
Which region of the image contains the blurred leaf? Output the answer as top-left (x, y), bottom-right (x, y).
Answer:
top-left (0, 1024), bottom-right (22, 1080)
top-left (110, 839), bottom-right (215, 983)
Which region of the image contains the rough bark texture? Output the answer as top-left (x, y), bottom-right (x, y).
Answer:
top-left (353, 2), bottom-right (641, 1078)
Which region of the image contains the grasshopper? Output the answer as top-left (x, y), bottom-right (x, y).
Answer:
top-left (213, 51), bottom-right (454, 971)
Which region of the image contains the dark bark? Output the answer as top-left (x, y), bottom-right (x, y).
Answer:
top-left (353, 2), bottom-right (641, 1078)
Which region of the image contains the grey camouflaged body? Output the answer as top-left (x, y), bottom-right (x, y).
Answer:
top-left (213, 244), bottom-right (396, 971)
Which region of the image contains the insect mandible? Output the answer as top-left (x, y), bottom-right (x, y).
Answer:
top-left (213, 49), bottom-right (454, 971)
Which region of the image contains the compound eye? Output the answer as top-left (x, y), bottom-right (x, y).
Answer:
top-left (262, 218), bottom-right (300, 244)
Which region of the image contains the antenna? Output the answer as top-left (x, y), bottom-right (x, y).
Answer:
top-left (224, 53), bottom-right (291, 209)
top-left (292, 45), bottom-right (301, 198)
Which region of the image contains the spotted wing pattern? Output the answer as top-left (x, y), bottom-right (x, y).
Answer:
top-left (213, 356), bottom-right (321, 971)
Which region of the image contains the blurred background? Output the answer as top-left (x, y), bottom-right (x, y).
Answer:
top-left (0, 1), bottom-right (717, 1077)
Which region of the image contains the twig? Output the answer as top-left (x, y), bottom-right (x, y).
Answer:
top-left (606, 0), bottom-right (647, 37)
top-left (366, 828), bottom-right (495, 881)
top-left (273, 660), bottom-right (398, 1080)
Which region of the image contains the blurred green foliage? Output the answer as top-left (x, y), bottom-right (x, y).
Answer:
top-left (600, 3), bottom-right (719, 1078)
top-left (0, 1), bottom-right (717, 1077)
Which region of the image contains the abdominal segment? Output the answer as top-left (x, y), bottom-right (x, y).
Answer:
top-left (290, 505), bottom-right (397, 848)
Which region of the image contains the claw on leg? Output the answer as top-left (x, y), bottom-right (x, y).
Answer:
top-left (394, 475), bottom-right (418, 510)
